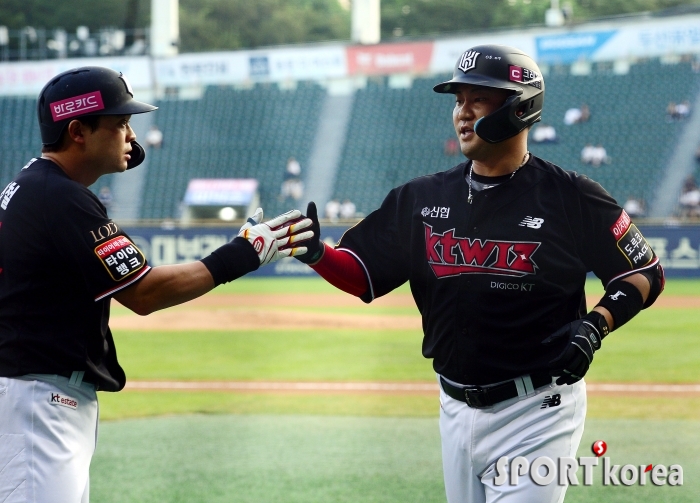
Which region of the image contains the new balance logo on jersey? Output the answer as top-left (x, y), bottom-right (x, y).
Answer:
top-left (541, 394), bottom-right (561, 408)
top-left (609, 290), bottom-right (627, 301)
top-left (424, 223), bottom-right (540, 278)
top-left (458, 50), bottom-right (480, 72)
top-left (519, 216), bottom-right (544, 229)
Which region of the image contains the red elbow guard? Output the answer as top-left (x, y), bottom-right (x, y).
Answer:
top-left (310, 244), bottom-right (369, 297)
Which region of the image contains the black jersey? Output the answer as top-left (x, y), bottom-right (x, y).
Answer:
top-left (338, 155), bottom-right (658, 385)
top-left (0, 158), bottom-right (151, 391)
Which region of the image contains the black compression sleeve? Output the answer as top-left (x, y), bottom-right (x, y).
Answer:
top-left (200, 236), bottom-right (260, 286)
top-left (595, 280), bottom-right (644, 331)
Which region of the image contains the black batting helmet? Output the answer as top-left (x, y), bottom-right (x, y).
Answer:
top-left (37, 66), bottom-right (157, 168)
top-left (434, 45), bottom-right (544, 143)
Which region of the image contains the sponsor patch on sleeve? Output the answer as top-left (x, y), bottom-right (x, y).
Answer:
top-left (94, 236), bottom-right (147, 281)
top-left (610, 211), bottom-right (653, 268)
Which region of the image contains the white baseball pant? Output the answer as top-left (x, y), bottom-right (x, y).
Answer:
top-left (0, 373), bottom-right (99, 503)
top-left (439, 376), bottom-right (586, 503)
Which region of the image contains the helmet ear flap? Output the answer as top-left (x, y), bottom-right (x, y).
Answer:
top-left (474, 95), bottom-right (522, 143)
top-left (126, 141), bottom-right (146, 169)
top-left (474, 93), bottom-right (544, 143)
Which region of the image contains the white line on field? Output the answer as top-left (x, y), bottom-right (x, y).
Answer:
top-left (123, 381), bottom-right (700, 393)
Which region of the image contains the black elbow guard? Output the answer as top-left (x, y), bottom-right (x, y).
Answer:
top-left (637, 262), bottom-right (665, 308)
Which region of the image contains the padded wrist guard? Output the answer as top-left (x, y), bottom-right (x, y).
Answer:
top-left (201, 237), bottom-right (260, 286)
top-left (596, 279), bottom-right (644, 331)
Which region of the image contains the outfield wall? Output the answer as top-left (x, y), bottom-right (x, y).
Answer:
top-left (125, 224), bottom-right (700, 278)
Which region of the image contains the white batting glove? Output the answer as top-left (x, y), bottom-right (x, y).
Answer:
top-left (238, 208), bottom-right (314, 266)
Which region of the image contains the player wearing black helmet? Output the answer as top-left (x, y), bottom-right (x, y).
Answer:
top-left (296, 45), bottom-right (664, 503)
top-left (0, 66), bottom-right (313, 503)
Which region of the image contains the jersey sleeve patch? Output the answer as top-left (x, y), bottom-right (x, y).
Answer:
top-left (609, 210), bottom-right (631, 239)
top-left (94, 236), bottom-right (146, 281)
top-left (609, 210), bottom-right (653, 268)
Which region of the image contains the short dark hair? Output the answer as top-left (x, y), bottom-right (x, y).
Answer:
top-left (41, 115), bottom-right (102, 153)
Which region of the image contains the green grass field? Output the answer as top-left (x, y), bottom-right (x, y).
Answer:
top-left (91, 278), bottom-right (700, 502)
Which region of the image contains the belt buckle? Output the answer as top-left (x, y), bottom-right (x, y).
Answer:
top-left (464, 386), bottom-right (488, 408)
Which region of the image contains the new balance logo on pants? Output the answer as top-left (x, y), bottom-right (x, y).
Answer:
top-left (541, 394), bottom-right (561, 408)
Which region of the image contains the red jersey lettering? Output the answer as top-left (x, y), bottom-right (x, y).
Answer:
top-left (424, 223), bottom-right (540, 278)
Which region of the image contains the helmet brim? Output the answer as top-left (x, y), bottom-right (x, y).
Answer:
top-left (100, 99), bottom-right (158, 115)
top-left (433, 74), bottom-right (521, 95)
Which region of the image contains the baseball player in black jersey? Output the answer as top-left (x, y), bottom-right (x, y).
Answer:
top-left (0, 66), bottom-right (314, 503)
top-left (295, 45), bottom-right (664, 503)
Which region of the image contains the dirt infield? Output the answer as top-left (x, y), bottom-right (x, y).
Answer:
top-left (110, 293), bottom-right (698, 331)
top-left (122, 380), bottom-right (700, 398)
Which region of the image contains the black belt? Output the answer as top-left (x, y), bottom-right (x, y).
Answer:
top-left (440, 374), bottom-right (552, 409)
top-left (56, 370), bottom-right (98, 387)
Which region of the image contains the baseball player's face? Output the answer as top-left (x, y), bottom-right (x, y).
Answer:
top-left (452, 84), bottom-right (511, 159)
top-left (83, 115), bottom-right (136, 175)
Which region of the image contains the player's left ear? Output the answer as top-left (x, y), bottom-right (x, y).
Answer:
top-left (67, 120), bottom-right (86, 144)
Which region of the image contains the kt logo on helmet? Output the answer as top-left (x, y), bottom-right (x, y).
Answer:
top-left (458, 51), bottom-right (480, 73)
top-left (252, 236), bottom-right (265, 254)
top-left (424, 223), bottom-right (540, 278)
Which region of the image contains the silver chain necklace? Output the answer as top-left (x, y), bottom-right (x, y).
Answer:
top-left (467, 151), bottom-right (530, 204)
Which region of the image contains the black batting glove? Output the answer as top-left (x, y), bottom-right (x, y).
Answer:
top-left (294, 201), bottom-right (324, 265)
top-left (542, 311), bottom-right (609, 385)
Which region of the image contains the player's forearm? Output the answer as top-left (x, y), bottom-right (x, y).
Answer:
top-left (310, 243), bottom-right (369, 297)
top-left (592, 273), bottom-right (650, 331)
top-left (113, 262), bottom-right (215, 315)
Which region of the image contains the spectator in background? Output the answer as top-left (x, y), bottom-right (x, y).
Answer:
top-left (98, 186), bottom-right (113, 211)
top-left (531, 123), bottom-right (558, 143)
top-left (679, 187), bottom-right (700, 218)
top-left (682, 175), bottom-right (697, 193)
top-left (579, 104), bottom-right (590, 123)
top-left (590, 144), bottom-right (609, 167)
top-left (692, 59), bottom-right (700, 73)
top-left (666, 102), bottom-right (681, 122)
top-left (284, 157), bottom-right (302, 180)
top-left (581, 143), bottom-right (609, 167)
top-left (325, 199), bottom-right (341, 223)
top-left (279, 178), bottom-right (304, 202)
top-left (340, 199), bottom-right (357, 220)
top-left (679, 175), bottom-right (700, 218)
top-left (145, 125), bottom-right (163, 148)
top-left (623, 196), bottom-right (645, 219)
top-left (444, 137), bottom-right (459, 156)
top-left (675, 100), bottom-right (691, 120)
top-left (695, 145), bottom-right (700, 165)
top-left (580, 143), bottom-right (595, 164)
top-left (279, 157), bottom-right (304, 202)
top-left (564, 104), bottom-right (590, 125)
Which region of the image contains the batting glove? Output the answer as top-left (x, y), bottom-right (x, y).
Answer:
top-left (294, 201), bottom-right (325, 265)
top-left (542, 311), bottom-right (609, 385)
top-left (238, 208), bottom-right (314, 266)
